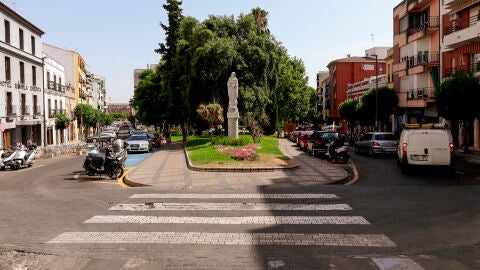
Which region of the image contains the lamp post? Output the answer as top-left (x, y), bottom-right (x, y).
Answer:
top-left (372, 54), bottom-right (379, 131)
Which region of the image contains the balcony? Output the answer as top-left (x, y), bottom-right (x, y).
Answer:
top-left (444, 15), bottom-right (480, 49)
top-left (407, 0), bottom-right (432, 12)
top-left (443, 63), bottom-right (480, 77)
top-left (403, 51), bottom-right (440, 75)
top-left (407, 16), bottom-right (439, 39)
top-left (398, 87), bottom-right (435, 108)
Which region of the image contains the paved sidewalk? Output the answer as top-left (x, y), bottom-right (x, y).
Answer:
top-left (125, 138), bottom-right (348, 189)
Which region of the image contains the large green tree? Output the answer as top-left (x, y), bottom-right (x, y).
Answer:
top-left (437, 71), bottom-right (480, 122)
top-left (133, 5), bottom-right (314, 141)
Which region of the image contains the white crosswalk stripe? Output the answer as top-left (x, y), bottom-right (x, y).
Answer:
top-left (47, 193), bottom-right (397, 248)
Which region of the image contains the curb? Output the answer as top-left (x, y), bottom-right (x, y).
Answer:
top-left (344, 159), bottom-right (359, 185)
top-left (183, 146), bottom-right (300, 172)
top-left (121, 167), bottom-right (150, 187)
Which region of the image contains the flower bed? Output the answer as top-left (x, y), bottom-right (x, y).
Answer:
top-left (214, 144), bottom-right (260, 161)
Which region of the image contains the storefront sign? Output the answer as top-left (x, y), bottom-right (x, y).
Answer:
top-left (0, 80), bottom-right (12, 88)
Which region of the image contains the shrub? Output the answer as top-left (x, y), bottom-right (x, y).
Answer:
top-left (212, 136), bottom-right (250, 146)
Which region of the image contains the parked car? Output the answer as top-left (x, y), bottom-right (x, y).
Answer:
top-left (355, 132), bottom-right (398, 157)
top-left (125, 134), bottom-right (153, 153)
top-left (306, 131), bottom-right (343, 158)
top-left (296, 130), bottom-right (314, 147)
top-left (117, 126), bottom-right (135, 140)
top-left (397, 123), bottom-right (455, 174)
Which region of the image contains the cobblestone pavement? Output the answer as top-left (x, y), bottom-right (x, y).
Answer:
top-left (125, 138), bottom-right (349, 188)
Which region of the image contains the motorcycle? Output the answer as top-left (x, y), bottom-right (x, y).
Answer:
top-left (13, 144), bottom-right (36, 169)
top-left (83, 147), bottom-right (124, 179)
top-left (1, 146), bottom-right (21, 170)
top-left (326, 139), bottom-right (351, 164)
top-left (112, 139), bottom-right (128, 167)
top-left (0, 149), bottom-right (5, 170)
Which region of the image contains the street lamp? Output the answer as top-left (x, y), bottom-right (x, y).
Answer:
top-left (371, 54), bottom-right (379, 131)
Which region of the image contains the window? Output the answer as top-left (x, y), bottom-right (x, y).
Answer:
top-left (32, 66), bottom-right (37, 86)
top-left (53, 75), bottom-right (57, 90)
top-left (4, 20), bottom-right (10, 44)
top-left (19, 29), bottom-right (24, 50)
top-left (21, 94), bottom-right (26, 115)
top-left (46, 71), bottom-right (50, 88)
top-left (31, 36), bottom-right (35, 55)
top-left (6, 92), bottom-right (12, 115)
top-left (20, 62), bottom-right (25, 84)
top-left (33, 95), bottom-right (38, 115)
top-left (59, 77), bottom-right (62, 90)
top-left (5, 57), bottom-right (11, 81)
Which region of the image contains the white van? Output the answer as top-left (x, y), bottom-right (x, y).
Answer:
top-left (397, 124), bottom-right (455, 174)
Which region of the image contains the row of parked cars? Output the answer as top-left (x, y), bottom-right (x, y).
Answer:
top-left (87, 126), bottom-right (155, 154)
top-left (288, 123), bottom-right (456, 174)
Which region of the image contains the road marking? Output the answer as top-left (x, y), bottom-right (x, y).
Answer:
top-left (109, 203), bottom-right (352, 211)
top-left (47, 232), bottom-right (396, 247)
top-left (130, 193), bottom-right (339, 199)
top-left (84, 215), bottom-right (370, 225)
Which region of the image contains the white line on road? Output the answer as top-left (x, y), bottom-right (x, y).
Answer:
top-left (84, 215), bottom-right (370, 225)
top-left (109, 203), bottom-right (353, 211)
top-left (47, 232), bottom-right (396, 247)
top-left (130, 193), bottom-right (340, 199)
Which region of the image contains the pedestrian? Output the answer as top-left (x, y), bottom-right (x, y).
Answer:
top-left (459, 123), bottom-right (466, 152)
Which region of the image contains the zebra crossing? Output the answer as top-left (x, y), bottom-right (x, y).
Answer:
top-left (47, 193), bottom-right (396, 248)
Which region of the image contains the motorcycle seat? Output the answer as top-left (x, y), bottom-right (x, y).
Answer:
top-left (87, 153), bottom-right (103, 161)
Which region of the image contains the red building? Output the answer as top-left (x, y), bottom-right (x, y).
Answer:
top-left (326, 54), bottom-right (386, 122)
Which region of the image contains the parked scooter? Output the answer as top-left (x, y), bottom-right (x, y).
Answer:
top-left (13, 144), bottom-right (36, 169)
top-left (1, 146), bottom-right (21, 170)
top-left (326, 139), bottom-right (351, 164)
top-left (112, 139), bottom-right (128, 167)
top-left (0, 149), bottom-right (5, 170)
top-left (83, 147), bottom-right (124, 179)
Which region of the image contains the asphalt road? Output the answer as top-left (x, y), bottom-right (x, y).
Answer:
top-left (0, 153), bottom-right (479, 269)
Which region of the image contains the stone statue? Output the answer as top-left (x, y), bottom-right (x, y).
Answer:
top-left (227, 72), bottom-right (238, 108)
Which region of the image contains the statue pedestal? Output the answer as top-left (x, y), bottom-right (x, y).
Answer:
top-left (227, 108), bottom-right (239, 139)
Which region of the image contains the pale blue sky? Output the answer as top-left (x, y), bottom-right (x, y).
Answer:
top-left (11, 0), bottom-right (399, 103)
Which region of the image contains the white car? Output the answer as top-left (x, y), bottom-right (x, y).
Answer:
top-left (397, 123), bottom-right (455, 174)
top-left (125, 134), bottom-right (152, 153)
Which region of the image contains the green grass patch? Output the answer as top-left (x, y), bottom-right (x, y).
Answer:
top-left (185, 135), bottom-right (285, 164)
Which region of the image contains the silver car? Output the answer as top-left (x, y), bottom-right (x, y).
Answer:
top-left (126, 134), bottom-right (152, 153)
top-left (355, 132), bottom-right (398, 157)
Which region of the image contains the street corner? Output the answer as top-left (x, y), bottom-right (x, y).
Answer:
top-left (120, 167), bottom-right (151, 188)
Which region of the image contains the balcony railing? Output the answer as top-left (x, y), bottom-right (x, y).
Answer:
top-left (6, 105), bottom-right (17, 116)
top-left (444, 15), bottom-right (480, 36)
top-left (404, 51), bottom-right (439, 69)
top-left (407, 16), bottom-right (439, 36)
top-left (444, 63), bottom-right (480, 77)
top-left (405, 87), bottom-right (434, 100)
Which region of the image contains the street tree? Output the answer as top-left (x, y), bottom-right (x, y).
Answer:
top-left (359, 86), bottom-right (398, 131)
top-left (437, 71), bottom-right (480, 152)
top-left (339, 99), bottom-right (359, 140)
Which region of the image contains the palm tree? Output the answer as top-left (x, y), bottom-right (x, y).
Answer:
top-left (197, 103), bottom-right (224, 141)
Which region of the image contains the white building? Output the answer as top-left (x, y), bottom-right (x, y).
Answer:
top-left (0, 2), bottom-right (45, 148)
top-left (43, 54), bottom-right (68, 145)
